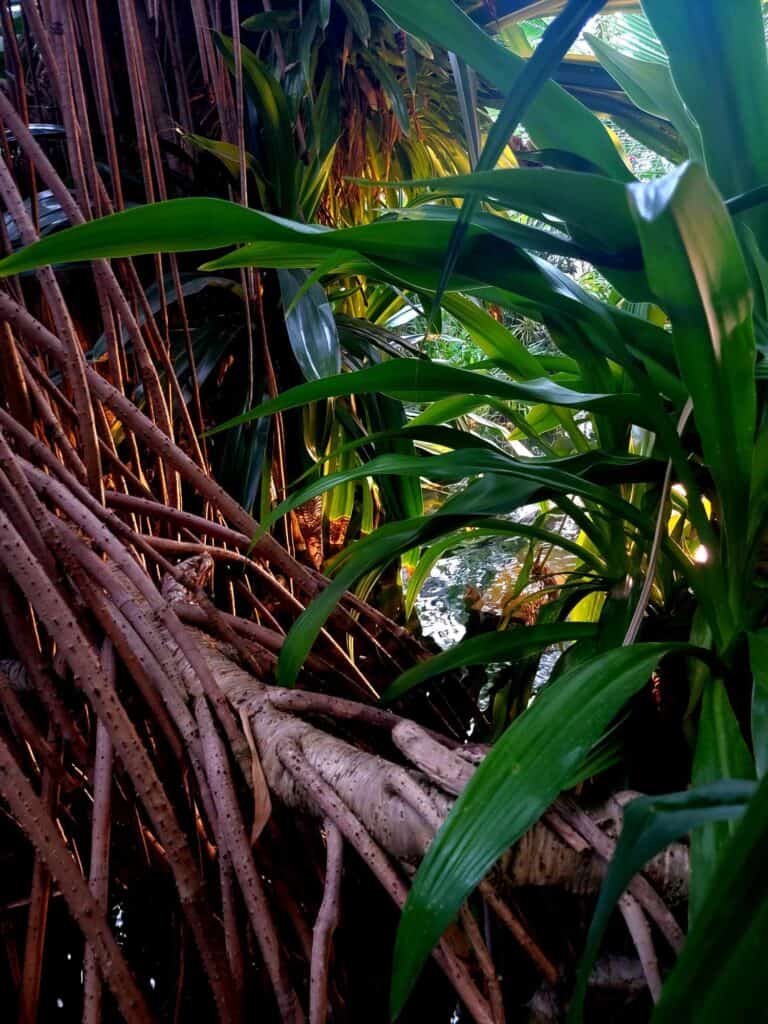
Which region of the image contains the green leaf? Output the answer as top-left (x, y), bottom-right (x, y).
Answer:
top-left (337, 0), bottom-right (371, 43)
top-left (643, 0), bottom-right (768, 212)
top-left (242, 10), bottom-right (298, 31)
top-left (213, 33), bottom-right (298, 215)
top-left (367, 52), bottom-right (410, 134)
top-left (431, 0), bottom-right (611, 318)
top-left (690, 679), bottom-right (755, 920)
top-left (386, 622), bottom-right (596, 700)
top-left (356, 167), bottom-right (640, 254)
top-left (277, 517), bottom-right (433, 685)
top-left (183, 132), bottom-right (261, 180)
top-left (390, 643), bottom-right (680, 1018)
top-left (372, 0), bottom-right (630, 179)
top-left (569, 780), bottom-right (755, 1024)
top-left (441, 293), bottom-right (548, 377)
top-left (447, 52), bottom-right (480, 168)
top-left (585, 33), bottom-right (702, 160)
top-left (253, 448), bottom-right (654, 549)
top-left (652, 769), bottom-right (768, 1022)
top-left (0, 197), bottom-right (326, 277)
top-left (278, 270), bottom-right (341, 380)
top-left (204, 358), bottom-right (652, 435)
top-left (748, 630), bottom-right (768, 778)
top-left (398, 204), bottom-right (616, 266)
top-left (629, 163), bottom-right (756, 601)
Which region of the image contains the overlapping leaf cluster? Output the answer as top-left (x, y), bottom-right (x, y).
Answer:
top-left (4, 1), bottom-right (768, 1018)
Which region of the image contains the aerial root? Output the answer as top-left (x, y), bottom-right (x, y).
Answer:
top-left (309, 822), bottom-right (344, 1024)
top-left (277, 737), bottom-right (496, 1024)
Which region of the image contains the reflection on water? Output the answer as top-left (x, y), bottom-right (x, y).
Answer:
top-left (416, 536), bottom-right (528, 648)
top-left (414, 506), bottom-right (578, 690)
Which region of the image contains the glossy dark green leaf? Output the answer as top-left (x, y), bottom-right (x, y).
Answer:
top-left (386, 622), bottom-right (595, 700)
top-left (643, 0), bottom-right (768, 210)
top-left (213, 33), bottom-right (298, 214)
top-left (204, 358), bottom-right (650, 435)
top-left (629, 163), bottom-right (757, 599)
top-left (390, 643), bottom-right (679, 1018)
top-left (651, 769), bottom-right (768, 1022)
top-left (690, 679), bottom-right (754, 919)
top-left (278, 270), bottom-right (341, 380)
top-left (569, 780), bottom-right (755, 1023)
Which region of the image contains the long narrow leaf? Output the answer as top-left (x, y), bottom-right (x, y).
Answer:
top-left (204, 358), bottom-right (651, 435)
top-left (386, 622), bottom-right (596, 699)
top-left (372, 0), bottom-right (629, 179)
top-left (569, 780), bottom-right (755, 1023)
top-left (432, 0), bottom-right (609, 317)
top-left (390, 642), bottom-right (680, 1017)
top-left (651, 768), bottom-right (768, 1022)
top-left (629, 162), bottom-right (756, 614)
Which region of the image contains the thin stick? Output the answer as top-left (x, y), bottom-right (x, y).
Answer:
top-left (18, 758), bottom-right (57, 1024)
top-left (82, 644), bottom-right (115, 1024)
top-left (460, 905), bottom-right (505, 1024)
top-left (479, 881), bottom-right (559, 987)
top-left (0, 735), bottom-right (151, 1023)
top-left (310, 822), bottom-right (344, 1024)
top-left (618, 894), bottom-right (662, 1002)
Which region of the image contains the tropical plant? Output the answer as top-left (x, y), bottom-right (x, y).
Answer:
top-left (3, 1), bottom-right (768, 1022)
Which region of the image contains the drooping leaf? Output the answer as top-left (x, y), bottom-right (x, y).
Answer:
top-left (690, 678), bottom-right (755, 920)
top-left (204, 358), bottom-right (652, 435)
top-left (629, 162), bottom-right (757, 610)
top-left (585, 33), bottom-right (702, 161)
top-left (251, 448), bottom-right (654, 550)
top-left (651, 768), bottom-right (768, 1022)
top-left (386, 622), bottom-right (596, 700)
top-left (278, 270), bottom-right (341, 380)
top-left (354, 166), bottom-right (640, 254)
top-left (390, 643), bottom-right (680, 1018)
top-left (0, 197), bottom-right (326, 276)
top-left (569, 780), bottom-right (756, 1023)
